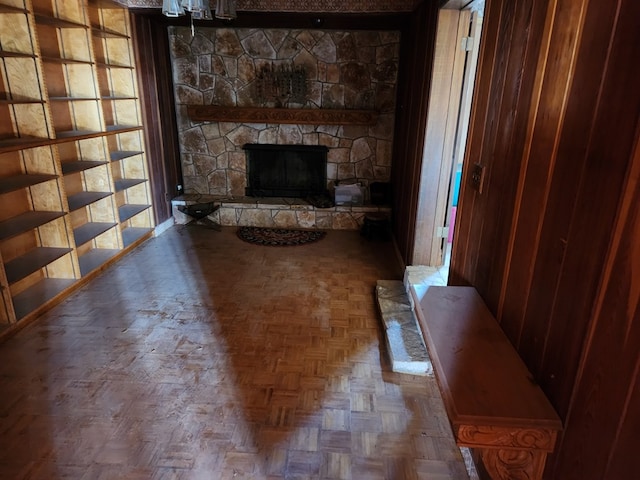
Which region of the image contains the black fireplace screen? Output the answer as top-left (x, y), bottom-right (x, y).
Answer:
top-left (243, 144), bottom-right (328, 198)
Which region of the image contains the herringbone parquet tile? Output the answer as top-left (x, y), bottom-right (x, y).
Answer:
top-left (0, 226), bottom-right (469, 479)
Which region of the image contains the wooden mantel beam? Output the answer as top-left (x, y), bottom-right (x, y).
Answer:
top-left (187, 105), bottom-right (379, 126)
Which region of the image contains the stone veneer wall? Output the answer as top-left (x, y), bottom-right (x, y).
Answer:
top-left (168, 26), bottom-right (399, 198)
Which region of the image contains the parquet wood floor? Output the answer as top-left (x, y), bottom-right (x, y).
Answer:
top-left (0, 226), bottom-right (469, 479)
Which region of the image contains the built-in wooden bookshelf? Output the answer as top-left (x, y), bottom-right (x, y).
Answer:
top-left (0, 0), bottom-right (154, 331)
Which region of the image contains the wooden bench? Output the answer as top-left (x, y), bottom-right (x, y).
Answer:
top-left (412, 286), bottom-right (562, 480)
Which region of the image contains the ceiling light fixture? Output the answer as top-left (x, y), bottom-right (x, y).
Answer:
top-left (162, 0), bottom-right (236, 21)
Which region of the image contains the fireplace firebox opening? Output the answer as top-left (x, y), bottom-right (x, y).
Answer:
top-left (244, 144), bottom-right (329, 199)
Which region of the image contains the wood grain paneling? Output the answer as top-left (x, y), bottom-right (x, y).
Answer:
top-left (390, 0), bottom-right (438, 265)
top-left (599, 133), bottom-right (640, 478)
top-left (545, 0), bottom-right (640, 476)
top-left (450, 0), bottom-right (549, 305)
top-left (502, 0), bottom-right (591, 364)
top-left (553, 128), bottom-right (639, 480)
top-left (130, 12), bottom-right (182, 224)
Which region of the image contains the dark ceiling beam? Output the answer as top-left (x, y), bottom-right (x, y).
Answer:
top-left (129, 10), bottom-right (411, 31)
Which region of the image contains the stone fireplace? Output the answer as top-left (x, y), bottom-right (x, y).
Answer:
top-left (169, 26), bottom-right (398, 229)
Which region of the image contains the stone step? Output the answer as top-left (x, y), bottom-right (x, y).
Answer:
top-left (375, 280), bottom-right (433, 376)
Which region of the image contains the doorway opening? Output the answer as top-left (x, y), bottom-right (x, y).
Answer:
top-left (443, 1), bottom-right (484, 277)
top-left (411, 0), bottom-right (484, 277)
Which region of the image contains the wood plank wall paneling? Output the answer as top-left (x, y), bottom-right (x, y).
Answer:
top-left (554, 129), bottom-right (640, 480)
top-left (450, 0), bottom-right (640, 477)
top-left (390, 0), bottom-right (439, 264)
top-left (450, 0), bottom-right (547, 294)
top-left (520, 0), bottom-right (623, 407)
top-left (471, 0), bottom-right (549, 315)
top-left (542, 0), bottom-right (639, 415)
top-left (547, 0), bottom-right (640, 476)
top-left (501, 0), bottom-right (591, 366)
top-left (130, 12), bottom-right (182, 224)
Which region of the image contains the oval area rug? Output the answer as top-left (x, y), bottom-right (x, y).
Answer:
top-left (237, 226), bottom-right (326, 246)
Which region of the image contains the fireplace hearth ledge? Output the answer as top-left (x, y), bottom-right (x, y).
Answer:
top-left (171, 194), bottom-right (391, 231)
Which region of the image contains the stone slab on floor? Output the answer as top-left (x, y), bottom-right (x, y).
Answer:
top-left (376, 280), bottom-right (433, 376)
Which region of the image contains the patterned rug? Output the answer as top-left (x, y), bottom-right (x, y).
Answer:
top-left (236, 226), bottom-right (326, 246)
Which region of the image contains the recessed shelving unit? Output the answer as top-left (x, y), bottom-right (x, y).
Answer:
top-left (0, 0), bottom-right (154, 329)
top-left (90, 0), bottom-right (152, 249)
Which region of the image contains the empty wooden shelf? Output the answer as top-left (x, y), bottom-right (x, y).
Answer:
top-left (118, 204), bottom-right (150, 223)
top-left (4, 246), bottom-right (73, 284)
top-left (61, 160), bottom-right (108, 175)
top-left (110, 150), bottom-right (142, 162)
top-left (67, 191), bottom-right (112, 211)
top-left (0, 211), bottom-right (66, 241)
top-left (78, 248), bottom-right (119, 276)
top-left (73, 221), bottom-right (117, 246)
top-left (114, 178), bottom-right (145, 192)
top-left (0, 173), bottom-right (57, 194)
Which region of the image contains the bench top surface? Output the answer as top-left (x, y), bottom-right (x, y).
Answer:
top-left (415, 286), bottom-right (562, 432)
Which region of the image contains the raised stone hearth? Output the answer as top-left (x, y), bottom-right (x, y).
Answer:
top-left (172, 194), bottom-right (390, 230)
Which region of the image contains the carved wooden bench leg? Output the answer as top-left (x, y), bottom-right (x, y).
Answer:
top-left (456, 425), bottom-right (557, 480)
top-left (479, 448), bottom-right (549, 480)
